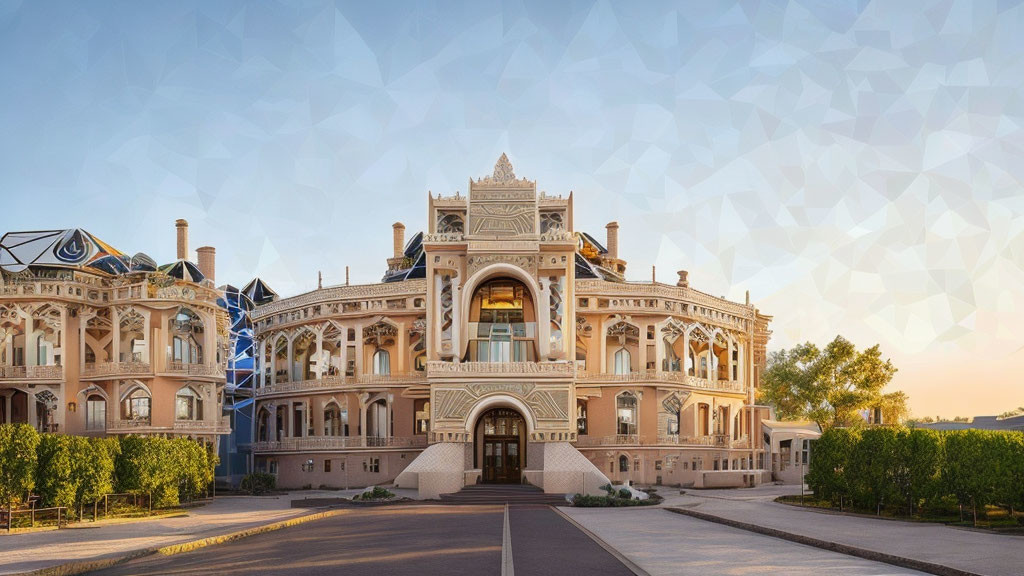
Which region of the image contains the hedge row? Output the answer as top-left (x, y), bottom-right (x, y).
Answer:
top-left (807, 427), bottom-right (1024, 520)
top-left (0, 423), bottom-right (217, 512)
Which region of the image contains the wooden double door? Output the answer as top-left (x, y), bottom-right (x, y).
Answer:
top-left (482, 436), bottom-right (521, 484)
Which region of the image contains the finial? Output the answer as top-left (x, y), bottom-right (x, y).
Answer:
top-left (318, 271), bottom-right (323, 290)
top-left (345, 266), bottom-right (350, 286)
top-left (492, 153), bottom-right (515, 183)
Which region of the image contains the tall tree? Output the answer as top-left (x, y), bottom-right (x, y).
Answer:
top-left (759, 335), bottom-right (903, 430)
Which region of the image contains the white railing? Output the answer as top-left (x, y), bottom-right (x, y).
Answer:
top-left (82, 362), bottom-right (152, 377)
top-left (173, 419), bottom-right (232, 434)
top-left (0, 365), bottom-right (63, 379)
top-left (251, 436), bottom-right (427, 452)
top-left (256, 376), bottom-right (347, 397)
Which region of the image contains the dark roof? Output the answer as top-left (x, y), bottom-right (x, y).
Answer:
top-left (242, 278), bottom-right (278, 304)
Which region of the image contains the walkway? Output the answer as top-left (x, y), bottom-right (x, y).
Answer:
top-left (0, 491), bottom-right (365, 575)
top-left (653, 485), bottom-right (1024, 576)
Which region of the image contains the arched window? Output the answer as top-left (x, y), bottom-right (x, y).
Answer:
top-left (414, 399), bottom-right (430, 434)
top-left (699, 356), bottom-right (708, 379)
top-left (122, 388), bottom-right (151, 422)
top-left (698, 403), bottom-right (710, 436)
top-left (257, 409), bottom-right (270, 442)
top-left (619, 455), bottom-right (630, 473)
top-left (85, 394), bottom-right (106, 431)
top-left (614, 348), bottom-right (631, 375)
top-left (175, 386), bottom-right (203, 421)
top-left (324, 404), bottom-right (342, 436)
top-left (36, 334), bottom-right (47, 365)
top-left (372, 349), bottom-right (390, 375)
top-left (172, 335), bottom-right (202, 364)
top-left (616, 392), bottom-right (637, 435)
top-left (468, 278), bottom-right (536, 363)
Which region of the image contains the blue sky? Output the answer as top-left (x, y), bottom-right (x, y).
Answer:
top-left (2, 0), bottom-right (1023, 417)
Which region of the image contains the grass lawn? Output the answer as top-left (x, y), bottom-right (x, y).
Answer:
top-left (775, 495), bottom-right (1024, 532)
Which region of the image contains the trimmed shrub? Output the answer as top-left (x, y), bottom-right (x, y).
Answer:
top-left (806, 427), bottom-right (860, 507)
top-left (35, 434), bottom-right (78, 509)
top-left (0, 424), bottom-right (40, 508)
top-left (240, 472), bottom-right (276, 495)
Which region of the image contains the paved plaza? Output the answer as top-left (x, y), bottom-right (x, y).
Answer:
top-left (1, 486), bottom-right (1021, 576)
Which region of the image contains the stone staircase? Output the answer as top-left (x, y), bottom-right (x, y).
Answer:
top-left (438, 483), bottom-right (569, 506)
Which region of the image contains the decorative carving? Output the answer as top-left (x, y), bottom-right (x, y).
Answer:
top-left (467, 254), bottom-right (536, 276)
top-left (433, 382), bottom-right (569, 422)
top-left (548, 276), bottom-right (564, 357)
top-left (423, 232), bottom-right (464, 243)
top-left (439, 274), bottom-right (454, 354)
top-left (575, 316), bottom-right (592, 338)
top-left (363, 320), bottom-right (397, 347)
top-left (469, 203), bottom-right (536, 236)
top-left (473, 153), bottom-right (534, 188)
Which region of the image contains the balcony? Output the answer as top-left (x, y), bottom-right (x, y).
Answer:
top-left (426, 361), bottom-right (575, 379)
top-left (254, 372), bottom-right (426, 398)
top-left (108, 418), bottom-right (231, 435)
top-left (173, 418), bottom-right (232, 435)
top-left (251, 435), bottom-right (428, 452)
top-left (163, 360), bottom-right (225, 377)
top-left (576, 370), bottom-right (746, 393)
top-left (0, 365), bottom-right (63, 380)
top-left (575, 434), bottom-right (734, 448)
top-left (81, 362), bottom-right (152, 379)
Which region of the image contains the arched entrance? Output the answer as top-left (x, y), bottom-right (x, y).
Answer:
top-left (475, 408), bottom-right (526, 484)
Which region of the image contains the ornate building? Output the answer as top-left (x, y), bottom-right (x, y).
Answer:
top-left (250, 155), bottom-right (773, 497)
top-left (0, 222), bottom-right (231, 444)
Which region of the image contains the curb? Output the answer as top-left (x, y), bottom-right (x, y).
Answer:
top-left (18, 508), bottom-right (350, 576)
top-left (665, 507), bottom-right (983, 576)
top-left (551, 507), bottom-right (650, 576)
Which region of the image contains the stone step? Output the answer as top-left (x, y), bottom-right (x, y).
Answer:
top-left (438, 483), bottom-right (567, 505)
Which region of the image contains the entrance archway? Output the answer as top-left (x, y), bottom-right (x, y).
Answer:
top-left (475, 408), bottom-right (526, 484)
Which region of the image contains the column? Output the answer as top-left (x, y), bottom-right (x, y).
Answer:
top-left (315, 329), bottom-right (324, 379)
top-left (285, 335), bottom-right (294, 382)
top-left (538, 278), bottom-right (551, 359)
top-left (396, 321), bottom-right (407, 374)
top-left (682, 326), bottom-right (691, 375)
top-left (354, 323), bottom-right (364, 377)
top-left (111, 308), bottom-right (121, 364)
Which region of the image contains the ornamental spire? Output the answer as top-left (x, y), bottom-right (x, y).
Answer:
top-left (492, 153), bottom-right (515, 183)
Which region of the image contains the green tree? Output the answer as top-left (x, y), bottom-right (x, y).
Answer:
top-left (893, 428), bottom-right (942, 515)
top-left (75, 437), bottom-right (119, 516)
top-left (942, 430), bottom-right (995, 525)
top-left (116, 436), bottom-right (179, 508)
top-left (847, 427), bottom-right (899, 514)
top-left (806, 427), bottom-right (860, 508)
top-left (35, 434), bottom-right (79, 509)
top-left (0, 424), bottom-right (40, 510)
top-left (759, 335), bottom-right (902, 430)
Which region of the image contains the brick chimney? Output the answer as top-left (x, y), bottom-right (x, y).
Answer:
top-left (605, 222), bottom-right (619, 260)
top-left (392, 222), bottom-right (406, 258)
top-left (175, 219), bottom-right (189, 260)
top-left (196, 246), bottom-right (215, 283)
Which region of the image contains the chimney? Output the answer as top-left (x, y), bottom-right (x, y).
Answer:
top-left (196, 246), bottom-right (215, 283)
top-left (605, 222), bottom-right (619, 260)
top-left (175, 219), bottom-right (189, 260)
top-left (677, 270), bottom-right (689, 288)
top-left (393, 222), bottom-right (406, 259)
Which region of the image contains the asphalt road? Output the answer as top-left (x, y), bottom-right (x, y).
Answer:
top-left (90, 504), bottom-right (634, 576)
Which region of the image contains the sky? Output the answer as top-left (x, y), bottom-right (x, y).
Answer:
top-left (1, 0), bottom-right (1022, 419)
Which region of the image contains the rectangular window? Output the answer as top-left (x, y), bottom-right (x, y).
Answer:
top-left (86, 399), bottom-right (106, 431)
top-left (655, 460), bottom-right (662, 471)
top-left (324, 459), bottom-right (332, 473)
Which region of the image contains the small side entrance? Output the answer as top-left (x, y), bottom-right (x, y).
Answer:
top-left (476, 408), bottom-right (525, 484)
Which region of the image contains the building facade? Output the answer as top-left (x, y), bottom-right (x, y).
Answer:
top-left (250, 155), bottom-right (773, 496)
top-left (0, 222), bottom-right (230, 445)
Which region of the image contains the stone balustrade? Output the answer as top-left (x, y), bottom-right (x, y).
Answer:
top-left (255, 373), bottom-right (426, 397)
top-left (251, 435), bottom-right (428, 452)
top-left (163, 360), bottom-right (225, 377)
top-left (575, 370), bottom-right (746, 393)
top-left (81, 361), bottom-right (152, 378)
top-left (0, 365), bottom-right (64, 379)
top-left (426, 360), bottom-right (575, 378)
top-left (575, 434), bottom-right (733, 448)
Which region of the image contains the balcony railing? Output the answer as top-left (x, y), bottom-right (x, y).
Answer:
top-left (107, 418), bottom-right (231, 434)
top-left (575, 434), bottom-right (733, 448)
top-left (251, 435), bottom-right (427, 452)
top-left (173, 418), bottom-right (232, 434)
top-left (426, 361), bottom-right (576, 377)
top-left (575, 370), bottom-right (746, 392)
top-left (0, 365), bottom-right (63, 379)
top-left (82, 361), bottom-right (152, 378)
top-left (254, 372), bottom-right (426, 397)
top-left (164, 360), bottom-right (225, 377)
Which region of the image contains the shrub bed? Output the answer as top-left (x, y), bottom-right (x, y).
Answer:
top-left (0, 423), bottom-right (217, 519)
top-left (806, 427), bottom-right (1024, 526)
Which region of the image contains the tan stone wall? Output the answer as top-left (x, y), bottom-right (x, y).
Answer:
top-left (259, 450), bottom-right (421, 490)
